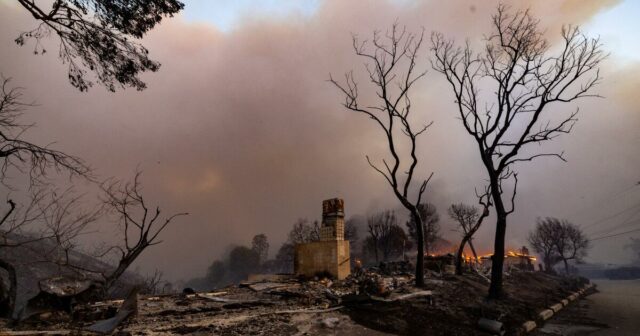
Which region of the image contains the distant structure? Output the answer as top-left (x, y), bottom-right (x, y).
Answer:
top-left (294, 198), bottom-right (351, 279)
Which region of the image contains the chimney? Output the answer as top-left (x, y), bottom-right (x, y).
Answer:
top-left (320, 198), bottom-right (345, 241)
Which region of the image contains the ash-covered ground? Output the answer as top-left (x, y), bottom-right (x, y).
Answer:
top-left (0, 266), bottom-right (592, 336)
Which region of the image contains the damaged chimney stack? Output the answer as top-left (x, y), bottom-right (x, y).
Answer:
top-left (294, 198), bottom-right (351, 279)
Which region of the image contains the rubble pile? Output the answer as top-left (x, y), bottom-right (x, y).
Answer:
top-left (0, 268), bottom-right (590, 335)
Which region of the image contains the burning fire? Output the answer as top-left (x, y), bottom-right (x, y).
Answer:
top-left (506, 250), bottom-right (537, 261)
top-left (461, 250), bottom-right (536, 262)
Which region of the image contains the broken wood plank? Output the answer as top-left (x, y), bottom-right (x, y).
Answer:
top-left (371, 290), bottom-right (433, 302)
top-left (247, 282), bottom-right (293, 292)
top-left (85, 288), bottom-right (138, 334)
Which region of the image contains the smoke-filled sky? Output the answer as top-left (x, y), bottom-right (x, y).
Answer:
top-left (0, 0), bottom-right (639, 281)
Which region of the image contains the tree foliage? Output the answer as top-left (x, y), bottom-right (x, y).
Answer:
top-left (205, 260), bottom-right (227, 286)
top-left (15, 0), bottom-right (184, 91)
top-left (228, 246), bottom-right (259, 281)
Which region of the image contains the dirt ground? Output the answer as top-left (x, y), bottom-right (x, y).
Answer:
top-left (0, 270), bottom-right (589, 336)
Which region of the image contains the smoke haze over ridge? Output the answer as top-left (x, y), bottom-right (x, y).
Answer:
top-left (0, 0), bottom-right (638, 281)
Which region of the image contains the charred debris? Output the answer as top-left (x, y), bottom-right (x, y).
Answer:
top-left (0, 256), bottom-right (591, 336)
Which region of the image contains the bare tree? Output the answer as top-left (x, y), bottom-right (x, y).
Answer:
top-left (330, 24), bottom-right (433, 287)
top-left (366, 210), bottom-right (400, 263)
top-left (555, 220), bottom-right (589, 273)
top-left (0, 77), bottom-right (90, 183)
top-left (14, 0), bottom-right (184, 91)
top-left (0, 188), bottom-right (100, 317)
top-left (406, 203), bottom-right (440, 255)
top-left (140, 269), bottom-right (164, 295)
top-left (380, 223), bottom-right (409, 262)
top-left (344, 217), bottom-right (360, 245)
top-left (275, 242), bottom-right (294, 273)
top-left (449, 189), bottom-right (491, 275)
top-left (0, 77), bottom-right (94, 316)
top-left (251, 233), bottom-right (269, 264)
top-left (432, 5), bottom-right (605, 298)
top-left (100, 171), bottom-right (188, 290)
top-left (227, 246), bottom-right (259, 282)
top-left (287, 218), bottom-right (320, 244)
top-left (528, 217), bottom-right (563, 273)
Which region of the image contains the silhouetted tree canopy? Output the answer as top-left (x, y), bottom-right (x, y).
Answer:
top-left (344, 217), bottom-right (360, 244)
top-left (228, 246), bottom-right (259, 281)
top-left (251, 233), bottom-right (269, 264)
top-left (0, 76), bottom-right (90, 183)
top-left (206, 260), bottom-right (227, 286)
top-left (275, 242), bottom-right (294, 273)
top-left (287, 218), bottom-right (320, 244)
top-left (449, 198), bottom-right (491, 275)
top-left (529, 217), bottom-right (588, 273)
top-left (15, 0), bottom-right (184, 91)
top-left (365, 211), bottom-right (410, 263)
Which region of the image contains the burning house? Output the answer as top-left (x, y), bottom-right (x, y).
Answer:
top-left (476, 247), bottom-right (537, 272)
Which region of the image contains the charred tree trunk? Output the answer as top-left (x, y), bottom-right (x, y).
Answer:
top-left (563, 259), bottom-right (569, 274)
top-left (488, 176), bottom-right (507, 300)
top-left (0, 259), bottom-right (17, 318)
top-left (455, 236), bottom-right (470, 275)
top-left (104, 245), bottom-right (146, 290)
top-left (413, 209), bottom-right (425, 287)
top-left (489, 214), bottom-right (506, 299)
top-left (468, 239), bottom-right (478, 260)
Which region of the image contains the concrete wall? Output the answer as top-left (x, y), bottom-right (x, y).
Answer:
top-left (294, 240), bottom-right (350, 280)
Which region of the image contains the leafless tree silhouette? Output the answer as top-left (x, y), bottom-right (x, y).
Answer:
top-left (330, 24), bottom-right (433, 287)
top-left (0, 77), bottom-right (94, 316)
top-left (100, 171), bottom-right (188, 289)
top-left (449, 188), bottom-right (491, 275)
top-left (554, 220), bottom-right (589, 273)
top-left (432, 5), bottom-right (605, 299)
top-left (0, 188), bottom-right (101, 317)
top-left (251, 233), bottom-right (269, 265)
top-left (0, 76), bottom-right (90, 184)
top-left (366, 210), bottom-right (405, 263)
top-left (406, 202), bottom-right (440, 255)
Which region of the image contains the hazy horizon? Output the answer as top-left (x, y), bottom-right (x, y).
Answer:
top-left (1, 0), bottom-right (638, 282)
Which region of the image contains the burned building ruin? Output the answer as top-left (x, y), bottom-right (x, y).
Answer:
top-left (294, 198), bottom-right (350, 279)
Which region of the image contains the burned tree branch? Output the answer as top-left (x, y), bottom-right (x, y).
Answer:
top-left (100, 170), bottom-right (188, 289)
top-left (0, 76), bottom-right (91, 185)
top-left (14, 0), bottom-right (184, 91)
